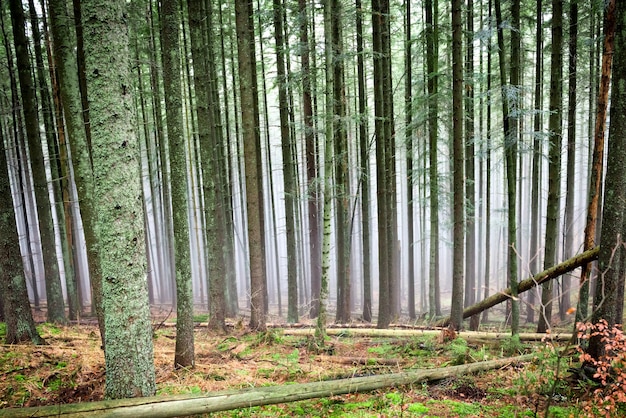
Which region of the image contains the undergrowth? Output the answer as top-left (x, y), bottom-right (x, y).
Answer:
top-left (576, 320), bottom-right (626, 417)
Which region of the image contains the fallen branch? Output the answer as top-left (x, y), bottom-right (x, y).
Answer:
top-left (3, 354), bottom-right (533, 418)
top-left (436, 247), bottom-right (600, 327)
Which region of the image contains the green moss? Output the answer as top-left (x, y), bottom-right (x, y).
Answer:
top-left (437, 399), bottom-right (482, 416)
top-left (385, 392), bottom-right (403, 404)
top-left (482, 404), bottom-right (535, 417)
top-left (367, 344), bottom-right (394, 356)
top-left (45, 377), bottom-right (62, 391)
top-left (445, 337), bottom-right (470, 365)
top-left (193, 313), bottom-right (209, 323)
top-left (407, 402), bottom-right (430, 414)
top-left (37, 323), bottom-right (62, 336)
top-left (501, 335), bottom-right (524, 356)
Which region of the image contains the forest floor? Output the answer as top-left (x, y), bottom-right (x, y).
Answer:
top-left (0, 308), bottom-right (608, 417)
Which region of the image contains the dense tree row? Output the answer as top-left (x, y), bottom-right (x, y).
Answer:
top-left (0, 0), bottom-right (624, 398)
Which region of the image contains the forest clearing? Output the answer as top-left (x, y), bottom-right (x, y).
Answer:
top-left (1, 306), bottom-right (623, 417)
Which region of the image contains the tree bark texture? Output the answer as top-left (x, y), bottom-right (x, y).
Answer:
top-left (81, 0), bottom-right (156, 398)
top-left (161, 0), bottom-right (194, 369)
top-left (50, 0), bottom-right (106, 346)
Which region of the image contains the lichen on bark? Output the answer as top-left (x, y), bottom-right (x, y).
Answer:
top-left (81, 0), bottom-right (155, 399)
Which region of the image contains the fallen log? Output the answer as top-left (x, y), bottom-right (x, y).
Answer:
top-left (436, 246), bottom-right (600, 328)
top-left (3, 354), bottom-right (533, 418)
top-left (281, 327), bottom-right (572, 342)
top-left (316, 355), bottom-right (404, 366)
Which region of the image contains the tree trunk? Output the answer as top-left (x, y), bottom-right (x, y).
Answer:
top-left (254, 0), bottom-right (282, 315)
top-left (537, 0), bottom-right (563, 334)
top-left (561, 0), bottom-right (578, 321)
top-left (588, 0), bottom-right (626, 359)
top-left (482, 0), bottom-right (493, 324)
top-left (0, 4), bottom-right (40, 312)
top-left (576, 0), bottom-right (616, 324)
top-left (161, 0), bottom-right (194, 368)
top-left (187, 0), bottom-right (228, 332)
top-left (405, 0), bottom-right (415, 320)
top-left (298, 0), bottom-right (322, 320)
top-left (373, 0), bottom-right (397, 328)
top-left (425, 0), bottom-right (441, 318)
top-left (332, 0), bottom-right (351, 324)
top-left (49, 0), bottom-right (104, 340)
top-left (29, 0), bottom-right (80, 321)
top-left (0, 127), bottom-right (44, 345)
top-left (82, 0), bottom-right (156, 398)
top-left (464, 0), bottom-right (476, 322)
top-left (235, 0), bottom-right (267, 331)
top-left (273, 0), bottom-right (299, 323)
top-left (315, 0), bottom-right (335, 344)
top-left (528, 0), bottom-right (543, 324)
top-left (355, 0), bottom-right (371, 323)
top-left (148, 1), bottom-right (176, 305)
top-left (9, 0), bottom-right (67, 325)
top-left (450, 0), bottom-right (465, 331)
top-left (507, 0), bottom-right (521, 335)
top-left (216, 2), bottom-right (239, 318)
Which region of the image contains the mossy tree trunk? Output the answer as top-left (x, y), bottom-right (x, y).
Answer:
top-left (187, 0), bottom-right (228, 332)
top-left (0, 126), bottom-right (44, 345)
top-left (234, 0), bottom-right (267, 332)
top-left (0, 4), bottom-right (41, 312)
top-left (49, 0), bottom-right (104, 338)
top-left (161, 0), bottom-right (194, 368)
top-left (9, 0), bottom-right (66, 325)
top-left (82, 0), bottom-right (156, 398)
top-left (28, 0), bottom-right (80, 321)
